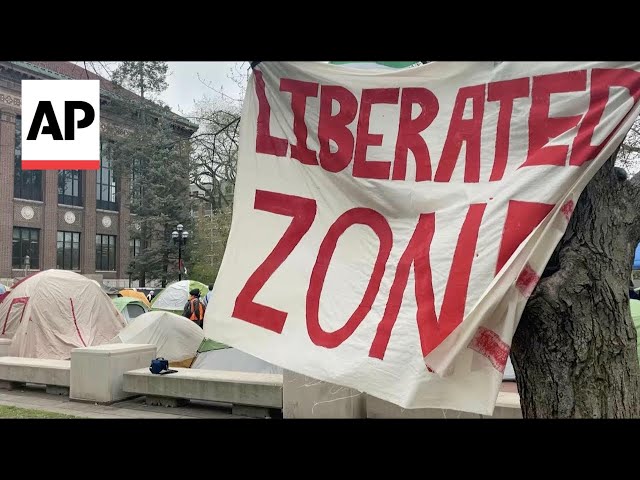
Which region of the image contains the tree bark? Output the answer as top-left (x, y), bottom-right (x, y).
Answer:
top-left (512, 154), bottom-right (640, 418)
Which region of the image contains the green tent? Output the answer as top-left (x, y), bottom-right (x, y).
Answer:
top-left (197, 337), bottom-right (228, 353)
top-left (150, 280), bottom-right (208, 313)
top-left (112, 297), bottom-right (149, 324)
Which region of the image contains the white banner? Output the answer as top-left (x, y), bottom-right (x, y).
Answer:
top-left (205, 61), bottom-right (640, 415)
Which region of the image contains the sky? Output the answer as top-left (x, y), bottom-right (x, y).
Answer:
top-left (77, 61), bottom-right (249, 116)
top-left (159, 62), bottom-right (248, 116)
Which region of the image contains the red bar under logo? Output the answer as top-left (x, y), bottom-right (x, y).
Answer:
top-left (21, 160), bottom-right (100, 170)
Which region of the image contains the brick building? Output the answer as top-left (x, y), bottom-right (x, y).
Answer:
top-left (0, 61), bottom-right (197, 287)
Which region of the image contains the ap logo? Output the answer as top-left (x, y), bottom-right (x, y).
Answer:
top-left (21, 79), bottom-right (100, 170)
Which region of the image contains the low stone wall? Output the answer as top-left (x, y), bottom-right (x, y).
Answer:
top-left (366, 391), bottom-right (522, 419)
top-left (282, 371), bottom-right (521, 419)
top-left (0, 344), bottom-right (523, 418)
top-left (283, 370), bottom-right (366, 419)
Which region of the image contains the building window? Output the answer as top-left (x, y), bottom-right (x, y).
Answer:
top-left (13, 116), bottom-right (43, 201)
top-left (57, 231), bottom-right (80, 270)
top-left (97, 143), bottom-right (117, 211)
top-left (12, 227), bottom-right (40, 270)
top-left (96, 234), bottom-right (117, 271)
top-left (58, 170), bottom-right (83, 206)
top-left (130, 238), bottom-right (141, 258)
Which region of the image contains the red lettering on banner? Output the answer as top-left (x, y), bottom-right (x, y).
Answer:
top-left (468, 327), bottom-right (510, 372)
top-left (280, 78), bottom-right (319, 165)
top-left (318, 86), bottom-right (358, 173)
top-left (434, 85), bottom-right (486, 183)
top-left (369, 204), bottom-right (487, 360)
top-left (353, 88), bottom-right (400, 179)
top-left (254, 71), bottom-right (288, 157)
top-left (232, 190), bottom-right (317, 333)
top-left (495, 200), bottom-right (554, 275)
top-left (560, 199), bottom-right (575, 221)
top-left (570, 68), bottom-right (640, 167)
top-left (306, 209), bottom-right (393, 348)
top-left (487, 78), bottom-right (530, 181)
top-left (521, 70), bottom-right (587, 168)
top-left (253, 67), bottom-right (640, 182)
top-left (516, 264), bottom-right (540, 298)
top-left (393, 88), bottom-right (439, 181)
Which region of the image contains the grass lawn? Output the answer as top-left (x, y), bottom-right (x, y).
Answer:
top-left (0, 405), bottom-right (78, 419)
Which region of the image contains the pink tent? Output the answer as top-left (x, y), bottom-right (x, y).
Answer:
top-left (0, 270), bottom-right (126, 360)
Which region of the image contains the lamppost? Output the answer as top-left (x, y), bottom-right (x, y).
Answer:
top-left (172, 224), bottom-right (189, 281)
top-left (126, 263), bottom-right (134, 289)
top-left (24, 255), bottom-right (30, 278)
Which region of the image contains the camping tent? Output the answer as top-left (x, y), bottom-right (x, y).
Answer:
top-left (0, 284), bottom-right (5, 295)
top-left (111, 310), bottom-right (204, 367)
top-left (634, 244), bottom-right (640, 270)
top-left (112, 297), bottom-right (149, 324)
top-left (89, 280), bottom-right (120, 299)
top-left (192, 348), bottom-right (283, 374)
top-left (150, 280), bottom-right (207, 313)
top-left (192, 339), bottom-right (283, 374)
top-left (101, 284), bottom-right (121, 298)
top-left (135, 287), bottom-right (162, 299)
top-left (0, 270), bottom-right (126, 359)
top-left (119, 289), bottom-right (151, 308)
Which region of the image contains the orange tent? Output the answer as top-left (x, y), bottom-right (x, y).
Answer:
top-left (119, 289), bottom-right (151, 308)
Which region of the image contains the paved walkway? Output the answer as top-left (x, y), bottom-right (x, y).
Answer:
top-left (0, 386), bottom-right (245, 419)
top-left (0, 382), bottom-right (519, 419)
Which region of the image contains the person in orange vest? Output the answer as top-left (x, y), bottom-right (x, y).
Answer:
top-left (182, 288), bottom-right (206, 328)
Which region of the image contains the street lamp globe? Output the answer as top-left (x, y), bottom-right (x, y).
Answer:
top-left (177, 224), bottom-right (184, 232)
top-left (171, 231), bottom-right (179, 240)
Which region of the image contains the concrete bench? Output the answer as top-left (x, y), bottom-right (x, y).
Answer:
top-left (70, 343), bottom-right (156, 404)
top-left (0, 357), bottom-right (71, 395)
top-left (492, 391), bottom-right (522, 418)
top-left (366, 389), bottom-right (522, 419)
top-left (284, 370), bottom-right (366, 418)
top-left (123, 368), bottom-right (283, 418)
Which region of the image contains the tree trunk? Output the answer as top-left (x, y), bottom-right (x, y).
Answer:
top-left (512, 155), bottom-right (640, 418)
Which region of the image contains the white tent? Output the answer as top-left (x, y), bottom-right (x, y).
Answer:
top-left (1, 270), bottom-right (126, 360)
top-left (111, 310), bottom-right (204, 367)
top-left (150, 280), bottom-right (207, 312)
top-left (192, 348), bottom-right (283, 374)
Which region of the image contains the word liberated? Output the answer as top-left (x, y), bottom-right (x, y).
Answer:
top-left (255, 68), bottom-right (640, 182)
